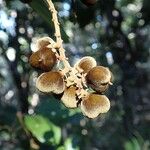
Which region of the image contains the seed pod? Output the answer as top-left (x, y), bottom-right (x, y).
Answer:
top-left (61, 86), bottom-right (77, 108)
top-left (29, 47), bottom-right (57, 71)
top-left (81, 0), bottom-right (97, 6)
top-left (36, 71), bottom-right (65, 94)
top-left (86, 66), bottom-right (112, 93)
top-left (81, 94), bottom-right (110, 118)
top-left (74, 56), bottom-right (97, 73)
top-left (37, 37), bottom-right (55, 50)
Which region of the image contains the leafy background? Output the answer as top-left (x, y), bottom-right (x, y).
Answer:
top-left (0, 0), bottom-right (149, 149)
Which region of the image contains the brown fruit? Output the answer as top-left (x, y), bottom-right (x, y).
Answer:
top-left (37, 37), bottom-right (55, 50)
top-left (81, 94), bottom-right (110, 118)
top-left (74, 56), bottom-right (97, 73)
top-left (86, 66), bottom-right (112, 93)
top-left (61, 86), bottom-right (77, 108)
top-left (29, 47), bottom-right (57, 71)
top-left (36, 71), bottom-right (65, 94)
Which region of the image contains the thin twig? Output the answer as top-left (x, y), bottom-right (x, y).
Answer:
top-left (46, 0), bottom-right (71, 71)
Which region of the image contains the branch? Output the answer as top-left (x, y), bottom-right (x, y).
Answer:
top-left (46, 0), bottom-right (71, 71)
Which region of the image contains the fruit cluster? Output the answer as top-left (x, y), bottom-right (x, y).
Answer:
top-left (29, 37), bottom-right (112, 118)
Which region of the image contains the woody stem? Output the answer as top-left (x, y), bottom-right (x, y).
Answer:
top-left (46, 0), bottom-right (71, 71)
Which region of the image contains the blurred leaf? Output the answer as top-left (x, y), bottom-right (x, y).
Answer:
top-left (64, 138), bottom-right (79, 150)
top-left (24, 115), bottom-right (61, 145)
top-left (29, 0), bottom-right (69, 42)
top-left (56, 146), bottom-right (65, 150)
top-left (119, 0), bottom-right (135, 6)
top-left (5, 0), bottom-right (25, 10)
top-left (35, 96), bottom-right (83, 126)
top-left (35, 97), bottom-right (69, 125)
top-left (0, 131), bottom-right (11, 141)
top-left (75, 0), bottom-right (96, 28)
top-left (124, 138), bottom-right (141, 150)
top-left (57, 138), bottom-right (79, 150)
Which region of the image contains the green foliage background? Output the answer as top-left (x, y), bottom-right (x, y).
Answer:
top-left (0, 0), bottom-right (149, 149)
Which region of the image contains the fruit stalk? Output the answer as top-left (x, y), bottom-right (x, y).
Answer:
top-left (46, 0), bottom-right (85, 91)
top-left (46, 0), bottom-right (71, 72)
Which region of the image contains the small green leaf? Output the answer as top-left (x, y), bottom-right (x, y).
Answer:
top-left (64, 138), bottom-right (79, 150)
top-left (24, 115), bottom-right (61, 145)
top-left (124, 138), bottom-right (141, 150)
top-left (57, 138), bottom-right (79, 150)
top-left (56, 146), bottom-right (65, 150)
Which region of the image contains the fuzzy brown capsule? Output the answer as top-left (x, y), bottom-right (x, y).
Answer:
top-left (37, 37), bottom-right (55, 50)
top-left (74, 56), bottom-right (97, 73)
top-left (61, 86), bottom-right (78, 108)
top-left (29, 47), bottom-right (57, 71)
top-left (36, 71), bottom-right (65, 94)
top-left (86, 66), bottom-right (112, 93)
top-left (81, 94), bottom-right (110, 118)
